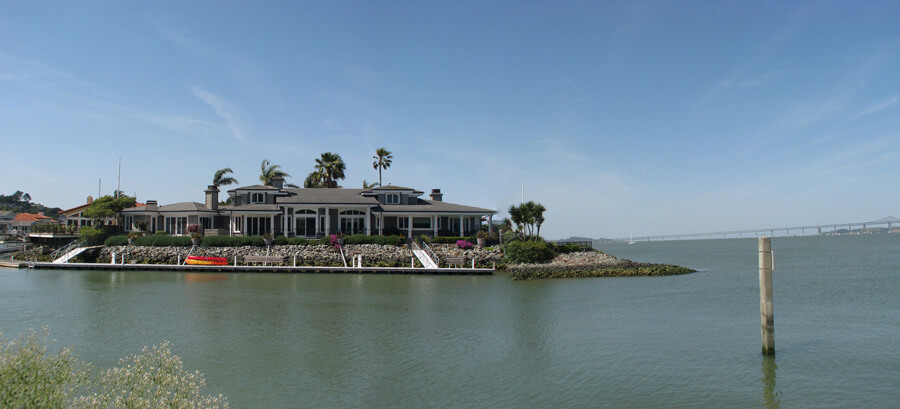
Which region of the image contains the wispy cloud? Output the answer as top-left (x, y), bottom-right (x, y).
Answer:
top-left (190, 86), bottom-right (247, 141)
top-left (849, 96), bottom-right (899, 121)
top-left (716, 69), bottom-right (786, 91)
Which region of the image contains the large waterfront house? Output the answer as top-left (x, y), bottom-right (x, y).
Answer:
top-left (122, 178), bottom-right (496, 238)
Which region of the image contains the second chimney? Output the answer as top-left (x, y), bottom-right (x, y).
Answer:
top-left (205, 185), bottom-right (219, 211)
top-left (430, 188), bottom-right (443, 202)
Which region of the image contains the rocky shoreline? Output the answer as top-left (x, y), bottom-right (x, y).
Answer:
top-left (97, 244), bottom-right (503, 268)
top-left (507, 250), bottom-right (696, 280)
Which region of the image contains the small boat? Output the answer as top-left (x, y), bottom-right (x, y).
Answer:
top-left (185, 255), bottom-right (229, 266)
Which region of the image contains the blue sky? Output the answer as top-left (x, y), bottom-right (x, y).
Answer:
top-left (2, 1), bottom-right (899, 239)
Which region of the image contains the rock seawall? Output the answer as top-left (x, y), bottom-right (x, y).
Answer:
top-left (507, 250), bottom-right (695, 280)
top-left (99, 244), bottom-right (503, 267)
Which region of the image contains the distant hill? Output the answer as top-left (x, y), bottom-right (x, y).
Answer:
top-left (558, 236), bottom-right (596, 242)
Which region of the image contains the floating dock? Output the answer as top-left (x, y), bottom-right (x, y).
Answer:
top-left (1, 260), bottom-right (494, 275)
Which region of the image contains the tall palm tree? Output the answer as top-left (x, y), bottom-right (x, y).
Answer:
top-left (211, 168), bottom-right (238, 189)
top-left (372, 148), bottom-right (392, 187)
top-left (314, 152), bottom-right (346, 188)
top-left (304, 171), bottom-right (324, 188)
top-left (259, 159), bottom-right (291, 186)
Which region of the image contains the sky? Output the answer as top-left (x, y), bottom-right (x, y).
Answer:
top-left (2, 1), bottom-right (899, 239)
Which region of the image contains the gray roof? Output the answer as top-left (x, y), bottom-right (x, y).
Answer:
top-left (159, 202), bottom-right (216, 213)
top-left (278, 188), bottom-right (378, 205)
top-left (122, 205), bottom-right (156, 213)
top-left (123, 202), bottom-right (214, 214)
top-left (221, 204), bottom-right (280, 212)
top-left (227, 184), bottom-right (280, 192)
top-left (378, 199), bottom-right (495, 214)
top-left (0, 211), bottom-right (14, 219)
top-left (371, 185), bottom-right (423, 194)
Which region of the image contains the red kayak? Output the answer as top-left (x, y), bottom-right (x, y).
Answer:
top-left (185, 256), bottom-right (229, 266)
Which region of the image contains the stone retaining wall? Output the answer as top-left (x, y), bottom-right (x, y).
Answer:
top-left (99, 244), bottom-right (503, 268)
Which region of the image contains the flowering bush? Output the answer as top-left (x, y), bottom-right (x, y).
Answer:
top-left (330, 233), bottom-right (344, 247)
top-left (456, 240), bottom-right (474, 249)
top-left (0, 329), bottom-right (229, 409)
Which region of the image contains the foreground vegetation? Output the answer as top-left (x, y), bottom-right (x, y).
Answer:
top-left (0, 328), bottom-right (228, 408)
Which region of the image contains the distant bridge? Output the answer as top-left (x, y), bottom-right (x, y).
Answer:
top-left (606, 216), bottom-right (899, 243)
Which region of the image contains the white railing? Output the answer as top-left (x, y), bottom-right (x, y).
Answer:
top-left (411, 241), bottom-right (438, 269)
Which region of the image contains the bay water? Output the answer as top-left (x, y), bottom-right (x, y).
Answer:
top-left (1, 234), bottom-right (897, 408)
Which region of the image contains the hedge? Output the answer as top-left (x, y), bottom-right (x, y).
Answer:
top-left (133, 235), bottom-right (192, 247)
top-left (104, 235), bottom-right (129, 246)
top-left (431, 236), bottom-right (477, 244)
top-left (503, 240), bottom-right (557, 264)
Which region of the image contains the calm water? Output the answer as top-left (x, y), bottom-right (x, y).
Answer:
top-left (1, 234), bottom-right (898, 408)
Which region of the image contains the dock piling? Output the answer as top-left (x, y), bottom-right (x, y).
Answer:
top-left (759, 237), bottom-right (775, 355)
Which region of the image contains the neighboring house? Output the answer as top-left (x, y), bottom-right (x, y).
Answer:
top-left (59, 196), bottom-right (95, 228)
top-left (123, 177), bottom-right (496, 238)
top-left (122, 200), bottom-right (216, 235)
top-left (60, 196), bottom-right (146, 229)
top-left (0, 211), bottom-right (15, 233)
top-left (11, 212), bottom-right (59, 234)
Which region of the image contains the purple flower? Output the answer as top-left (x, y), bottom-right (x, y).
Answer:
top-left (456, 240), bottom-right (473, 249)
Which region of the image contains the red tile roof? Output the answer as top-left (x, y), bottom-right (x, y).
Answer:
top-left (14, 213), bottom-right (53, 222)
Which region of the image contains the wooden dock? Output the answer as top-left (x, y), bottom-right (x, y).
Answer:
top-left (2, 261), bottom-right (494, 275)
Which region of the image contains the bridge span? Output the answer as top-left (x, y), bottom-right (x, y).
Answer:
top-left (606, 216), bottom-right (899, 243)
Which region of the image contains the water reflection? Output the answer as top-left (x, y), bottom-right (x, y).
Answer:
top-left (761, 356), bottom-right (781, 409)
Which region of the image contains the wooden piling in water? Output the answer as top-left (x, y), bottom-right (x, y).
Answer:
top-left (758, 237), bottom-right (775, 355)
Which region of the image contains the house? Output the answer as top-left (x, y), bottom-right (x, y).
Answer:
top-left (60, 196), bottom-right (146, 230)
top-left (0, 211), bottom-right (14, 233)
top-left (11, 212), bottom-right (59, 234)
top-left (122, 177), bottom-right (496, 238)
top-left (59, 196), bottom-right (95, 228)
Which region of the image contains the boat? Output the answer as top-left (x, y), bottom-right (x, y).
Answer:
top-left (185, 255), bottom-right (229, 266)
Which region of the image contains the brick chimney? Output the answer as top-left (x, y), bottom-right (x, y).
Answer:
top-left (205, 185), bottom-right (218, 211)
top-left (272, 176), bottom-right (285, 189)
top-left (86, 196), bottom-right (93, 204)
top-left (430, 188), bottom-right (443, 202)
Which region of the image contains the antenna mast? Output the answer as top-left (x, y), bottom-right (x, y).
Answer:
top-left (117, 156), bottom-right (121, 198)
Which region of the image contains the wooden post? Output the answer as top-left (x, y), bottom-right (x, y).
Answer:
top-left (759, 237), bottom-right (775, 355)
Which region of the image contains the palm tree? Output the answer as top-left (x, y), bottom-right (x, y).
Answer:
top-left (259, 160), bottom-right (291, 187)
top-left (362, 180), bottom-right (380, 189)
top-left (211, 168), bottom-right (238, 189)
top-left (304, 171), bottom-right (324, 188)
top-left (314, 152), bottom-right (346, 188)
top-left (372, 148), bottom-right (393, 187)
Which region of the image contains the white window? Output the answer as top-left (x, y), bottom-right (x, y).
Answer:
top-left (200, 217), bottom-right (212, 230)
top-left (124, 216), bottom-right (133, 231)
top-left (397, 217), bottom-right (409, 229)
top-left (251, 193), bottom-right (265, 203)
top-left (386, 193), bottom-right (400, 205)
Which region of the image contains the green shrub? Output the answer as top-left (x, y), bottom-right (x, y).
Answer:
top-left (77, 227), bottom-right (108, 246)
top-left (287, 237), bottom-right (311, 245)
top-left (274, 235), bottom-right (289, 245)
top-left (504, 240), bottom-right (557, 264)
top-left (0, 329), bottom-right (90, 408)
top-left (199, 235), bottom-right (263, 247)
top-left (432, 236), bottom-right (477, 244)
top-left (554, 244), bottom-right (591, 254)
top-left (104, 235), bottom-right (128, 246)
top-left (133, 234), bottom-right (192, 247)
top-left (0, 329), bottom-right (228, 408)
